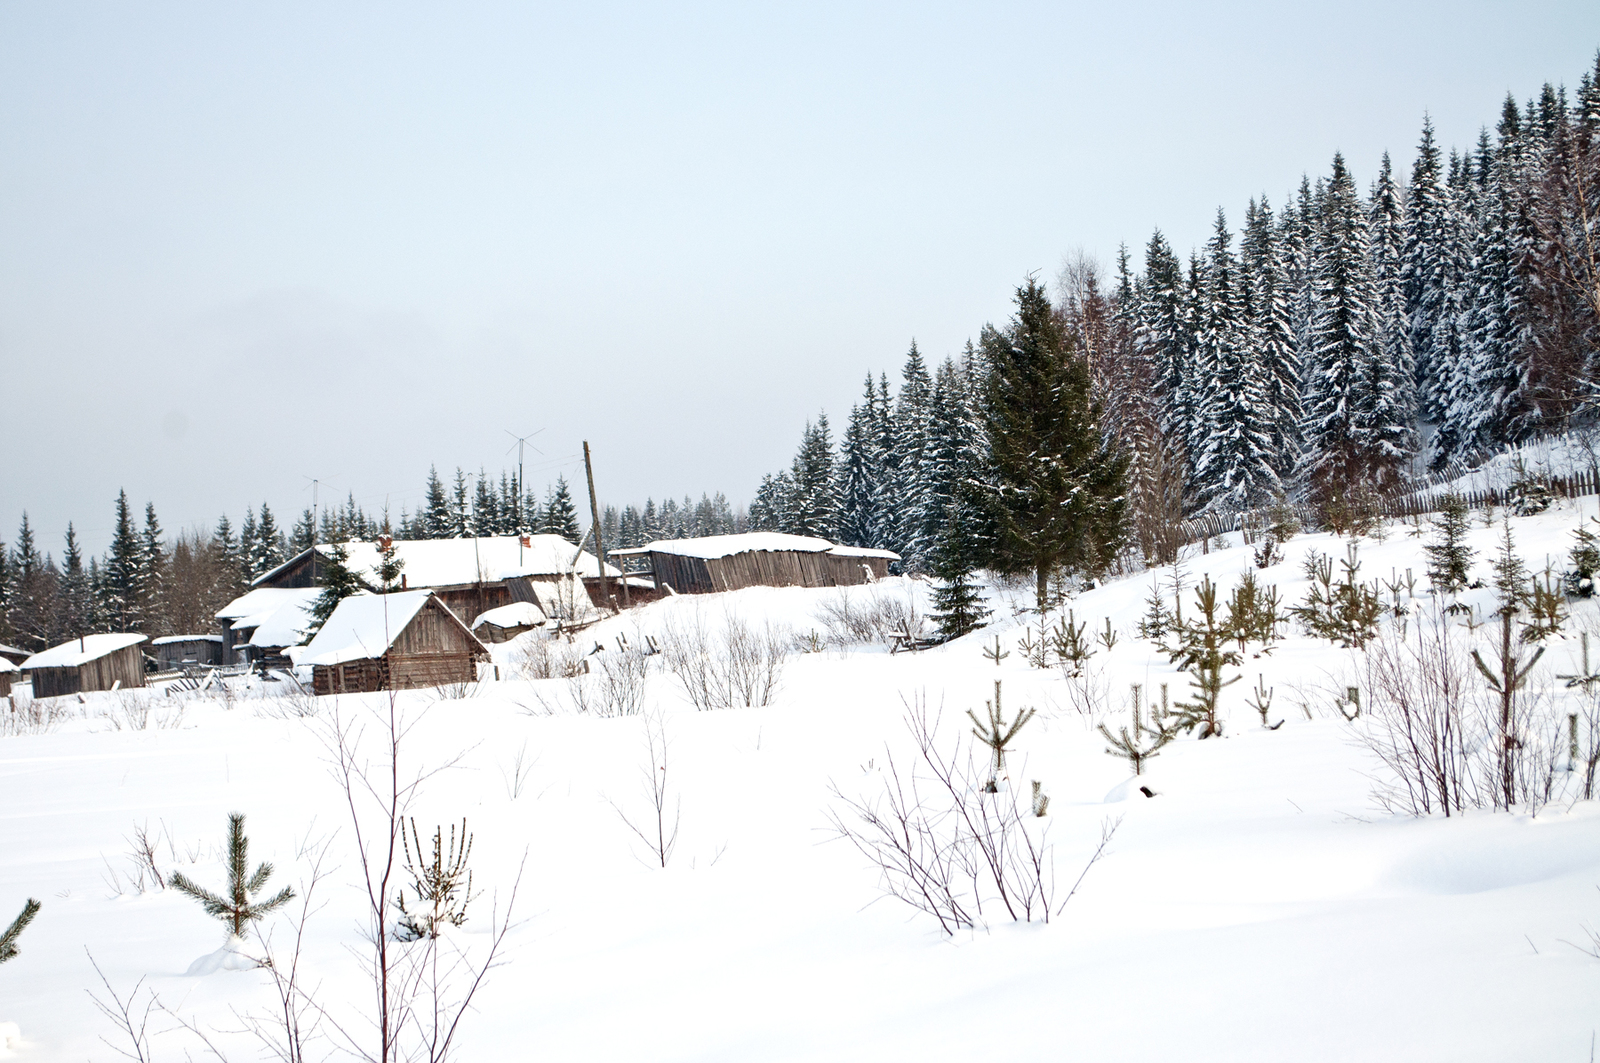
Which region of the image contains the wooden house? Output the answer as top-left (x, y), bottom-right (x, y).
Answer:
top-left (150, 635), bottom-right (226, 670)
top-left (302, 590), bottom-right (489, 696)
top-left (610, 533), bottom-right (900, 596)
top-left (0, 644), bottom-right (30, 668)
top-left (22, 634), bottom-right (148, 698)
top-left (248, 535), bottom-right (619, 629)
top-left (0, 657), bottom-right (15, 699)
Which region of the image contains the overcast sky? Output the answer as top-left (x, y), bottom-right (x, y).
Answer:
top-left (3, 2), bottom-right (1599, 555)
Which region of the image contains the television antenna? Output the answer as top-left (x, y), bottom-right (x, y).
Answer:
top-left (505, 428), bottom-right (546, 562)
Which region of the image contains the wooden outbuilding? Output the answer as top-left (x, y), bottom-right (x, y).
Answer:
top-left (22, 634), bottom-right (148, 698)
top-left (0, 644), bottom-right (30, 668)
top-left (0, 658), bottom-right (15, 699)
top-left (470, 601), bottom-right (546, 644)
top-left (150, 635), bottom-right (226, 670)
top-left (302, 591), bottom-right (489, 696)
top-left (610, 533), bottom-right (900, 596)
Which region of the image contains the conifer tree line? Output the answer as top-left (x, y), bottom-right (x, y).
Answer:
top-left (751, 53), bottom-right (1600, 569)
top-left (0, 468), bottom-right (743, 650)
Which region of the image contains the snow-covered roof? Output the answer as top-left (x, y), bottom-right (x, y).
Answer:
top-left (0, 658), bottom-right (16, 674)
top-left (252, 535), bottom-right (621, 589)
top-left (471, 601), bottom-right (546, 630)
top-left (22, 633), bottom-right (147, 670)
top-left (612, 533), bottom-right (901, 562)
top-left (215, 587), bottom-right (321, 648)
top-left (827, 545), bottom-right (902, 560)
top-left (0, 644), bottom-right (27, 658)
top-left (301, 591), bottom-right (481, 667)
top-left (151, 635), bottom-right (224, 646)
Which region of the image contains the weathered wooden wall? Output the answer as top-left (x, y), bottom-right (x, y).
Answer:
top-left (28, 645), bottom-right (146, 698)
top-left (154, 640), bottom-right (225, 669)
top-left (312, 599), bottom-right (484, 695)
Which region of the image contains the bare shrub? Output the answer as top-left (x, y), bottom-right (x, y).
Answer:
top-left (607, 711), bottom-right (680, 867)
top-left (535, 647), bottom-right (651, 717)
top-left (659, 609), bottom-right (789, 711)
top-left (828, 698), bottom-right (1119, 935)
top-left (102, 692), bottom-right (185, 732)
top-left (720, 616), bottom-right (789, 709)
top-left (813, 586), bottom-right (924, 647)
top-left (1358, 608), bottom-right (1481, 816)
top-left (0, 695), bottom-right (70, 737)
top-left (510, 635), bottom-right (585, 681)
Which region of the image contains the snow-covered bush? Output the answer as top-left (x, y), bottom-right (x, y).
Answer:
top-left (828, 700), bottom-right (1117, 935)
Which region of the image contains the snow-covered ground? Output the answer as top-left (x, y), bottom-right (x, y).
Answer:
top-left (4, 503), bottom-right (1600, 1061)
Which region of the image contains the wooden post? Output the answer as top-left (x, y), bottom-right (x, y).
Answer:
top-left (583, 441), bottom-right (614, 610)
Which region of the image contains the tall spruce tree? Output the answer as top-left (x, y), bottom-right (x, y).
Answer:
top-left (976, 277), bottom-right (1128, 609)
top-left (104, 490), bottom-right (141, 631)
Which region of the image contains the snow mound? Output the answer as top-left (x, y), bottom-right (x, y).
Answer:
top-left (184, 937), bottom-right (260, 976)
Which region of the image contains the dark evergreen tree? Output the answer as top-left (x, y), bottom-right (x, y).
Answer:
top-left (59, 523), bottom-right (93, 640)
top-left (104, 490), bottom-right (141, 631)
top-left (976, 277), bottom-right (1129, 609)
top-left (1424, 493), bottom-right (1474, 593)
top-left (136, 502), bottom-right (167, 634)
top-left (546, 477), bottom-right (582, 542)
top-left (928, 503), bottom-right (990, 641)
top-left (422, 466), bottom-right (451, 539)
top-left (302, 544), bottom-right (364, 639)
top-left (248, 503), bottom-right (284, 581)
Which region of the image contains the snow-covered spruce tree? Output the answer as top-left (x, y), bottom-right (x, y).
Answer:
top-left (546, 476), bottom-right (582, 542)
top-left (1424, 493), bottom-right (1474, 594)
top-left (103, 490), bottom-right (141, 631)
top-left (892, 342), bottom-right (936, 569)
top-left (1363, 151), bottom-right (1417, 479)
top-left (420, 466), bottom-right (451, 539)
top-left (835, 387), bottom-right (884, 549)
top-left (1404, 116), bottom-right (1457, 430)
top-left (1138, 230), bottom-right (1194, 471)
top-left (0, 898), bottom-right (40, 964)
top-left (1192, 209), bottom-right (1279, 512)
top-left (976, 277), bottom-right (1129, 610)
top-left (301, 544), bottom-right (363, 639)
top-left (58, 524), bottom-right (94, 641)
top-left (1165, 576), bottom-right (1240, 739)
top-left (170, 813), bottom-right (294, 939)
top-left (784, 415), bottom-right (839, 539)
top-left (374, 536), bottom-right (405, 593)
top-left (250, 503), bottom-right (286, 580)
top-left (449, 468), bottom-right (473, 538)
top-left (1241, 197), bottom-right (1302, 483)
top-left (929, 501), bottom-right (991, 641)
top-left (1300, 153), bottom-right (1395, 514)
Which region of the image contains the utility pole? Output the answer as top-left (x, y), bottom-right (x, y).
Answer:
top-left (583, 441), bottom-right (614, 610)
top-left (505, 428), bottom-right (545, 567)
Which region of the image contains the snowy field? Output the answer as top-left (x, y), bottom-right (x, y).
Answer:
top-left (4, 503), bottom-right (1600, 1061)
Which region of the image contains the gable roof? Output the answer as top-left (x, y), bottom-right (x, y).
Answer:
top-left (0, 657), bottom-right (16, 674)
top-left (300, 591), bottom-right (483, 667)
top-left (23, 633), bottom-right (147, 670)
top-left (252, 535), bottom-right (621, 589)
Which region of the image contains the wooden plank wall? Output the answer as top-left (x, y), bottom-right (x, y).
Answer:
top-left (313, 599), bottom-right (484, 695)
top-left (30, 667), bottom-right (78, 698)
top-left (80, 646), bottom-right (146, 692)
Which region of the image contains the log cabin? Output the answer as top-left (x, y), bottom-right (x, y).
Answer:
top-left (302, 590), bottom-right (489, 695)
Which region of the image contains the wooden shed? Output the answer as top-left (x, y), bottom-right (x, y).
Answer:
top-left (470, 601), bottom-right (546, 644)
top-left (0, 658), bottom-right (15, 699)
top-left (0, 644), bottom-right (30, 668)
top-left (22, 634), bottom-right (148, 698)
top-left (150, 635), bottom-right (226, 670)
top-left (302, 591), bottom-right (489, 696)
top-left (611, 533), bottom-right (900, 596)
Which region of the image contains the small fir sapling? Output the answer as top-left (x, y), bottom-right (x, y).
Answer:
top-left (928, 508), bottom-right (991, 640)
top-left (373, 534), bottom-right (406, 592)
top-left (1508, 472), bottom-right (1554, 516)
top-left (1252, 535), bottom-right (1284, 569)
top-left (1522, 568), bottom-right (1567, 642)
top-left (967, 680), bottom-right (1035, 792)
top-left (1098, 683), bottom-right (1173, 774)
top-left (169, 813), bottom-right (294, 939)
top-left (1472, 612), bottom-right (1543, 810)
top-left (981, 634), bottom-right (1010, 668)
top-left (1424, 493), bottom-right (1474, 595)
top-left (1097, 618), bottom-right (1118, 651)
top-left (1137, 580), bottom-right (1172, 641)
top-left (395, 818), bottom-right (476, 941)
top-left (0, 898), bottom-right (40, 963)
top-left (1030, 780), bottom-right (1049, 817)
top-left (1166, 576), bottom-right (1240, 738)
top-left (1291, 545), bottom-right (1382, 648)
top-left (1245, 675), bottom-right (1279, 728)
top-left (1565, 517), bottom-right (1600, 597)
top-left (1051, 610), bottom-right (1094, 675)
